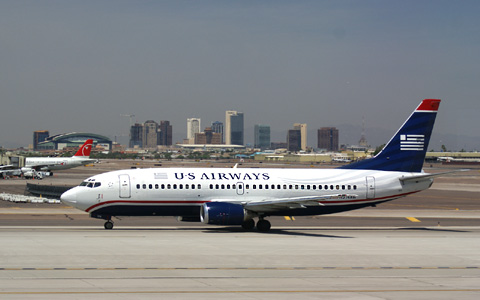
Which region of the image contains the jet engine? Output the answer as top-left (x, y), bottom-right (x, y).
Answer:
top-left (200, 202), bottom-right (246, 225)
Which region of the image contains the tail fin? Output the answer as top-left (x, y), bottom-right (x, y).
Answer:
top-left (73, 139), bottom-right (93, 157)
top-left (339, 99), bottom-right (440, 172)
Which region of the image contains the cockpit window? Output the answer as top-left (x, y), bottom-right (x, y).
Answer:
top-left (80, 182), bottom-right (88, 186)
top-left (94, 182), bottom-right (101, 188)
top-left (87, 182), bottom-right (94, 188)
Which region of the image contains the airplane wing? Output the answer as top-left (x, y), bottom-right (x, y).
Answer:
top-left (243, 194), bottom-right (359, 213)
top-left (0, 165), bottom-right (15, 170)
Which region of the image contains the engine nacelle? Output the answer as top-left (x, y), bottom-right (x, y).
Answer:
top-left (200, 202), bottom-right (246, 225)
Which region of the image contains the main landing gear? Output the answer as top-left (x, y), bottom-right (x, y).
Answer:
top-left (241, 218), bottom-right (271, 232)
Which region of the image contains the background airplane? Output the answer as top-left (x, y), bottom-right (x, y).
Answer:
top-left (21, 139), bottom-right (95, 178)
top-left (61, 99), bottom-right (449, 231)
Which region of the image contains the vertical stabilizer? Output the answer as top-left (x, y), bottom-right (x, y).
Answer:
top-left (73, 139), bottom-right (93, 158)
top-left (339, 99), bottom-right (440, 172)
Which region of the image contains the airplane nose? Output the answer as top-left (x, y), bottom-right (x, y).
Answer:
top-left (60, 188), bottom-right (78, 206)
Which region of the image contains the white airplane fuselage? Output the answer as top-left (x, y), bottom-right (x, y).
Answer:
top-left (61, 167), bottom-right (432, 218)
top-left (25, 157), bottom-right (95, 171)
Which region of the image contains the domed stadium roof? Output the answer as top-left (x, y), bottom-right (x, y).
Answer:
top-left (37, 132), bottom-right (112, 150)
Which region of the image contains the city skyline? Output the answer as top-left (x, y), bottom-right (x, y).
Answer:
top-left (1, 2), bottom-right (479, 151)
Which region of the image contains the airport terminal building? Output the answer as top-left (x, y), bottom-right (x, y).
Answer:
top-left (35, 132), bottom-right (112, 151)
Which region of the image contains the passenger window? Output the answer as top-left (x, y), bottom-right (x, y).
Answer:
top-left (136, 184), bottom-right (140, 189)
top-left (246, 184), bottom-right (250, 189)
top-left (324, 185), bottom-right (328, 190)
top-left (330, 185), bottom-right (334, 190)
top-left (283, 185), bottom-right (287, 189)
top-left (336, 185), bottom-right (339, 190)
top-left (161, 184), bottom-right (165, 189)
top-left (295, 185), bottom-right (299, 190)
top-left (149, 184), bottom-right (153, 189)
top-left (143, 184), bottom-right (147, 189)
top-left (259, 185), bottom-right (263, 189)
top-left (167, 184), bottom-right (171, 189)
top-left (353, 185), bottom-right (357, 190)
top-left (253, 184), bottom-right (256, 190)
top-left (179, 184), bottom-right (183, 189)
top-left (221, 184), bottom-right (225, 189)
top-left (209, 184), bottom-right (213, 189)
top-left (197, 184), bottom-right (201, 189)
top-left (342, 185), bottom-right (345, 190)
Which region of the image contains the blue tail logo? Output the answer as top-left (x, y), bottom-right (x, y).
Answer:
top-left (339, 99), bottom-right (441, 172)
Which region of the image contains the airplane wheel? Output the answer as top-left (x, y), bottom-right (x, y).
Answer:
top-left (256, 219), bottom-right (271, 232)
top-left (241, 219), bottom-right (255, 230)
top-left (104, 221), bottom-right (114, 230)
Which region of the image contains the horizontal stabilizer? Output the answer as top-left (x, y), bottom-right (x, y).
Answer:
top-left (400, 169), bottom-right (468, 183)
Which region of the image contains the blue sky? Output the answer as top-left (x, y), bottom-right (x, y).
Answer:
top-left (1, 1), bottom-right (479, 150)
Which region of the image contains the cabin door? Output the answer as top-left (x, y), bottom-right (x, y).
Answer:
top-left (366, 176), bottom-right (375, 199)
top-left (119, 174), bottom-right (131, 198)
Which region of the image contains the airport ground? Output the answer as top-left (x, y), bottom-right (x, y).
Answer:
top-left (0, 160), bottom-right (479, 299)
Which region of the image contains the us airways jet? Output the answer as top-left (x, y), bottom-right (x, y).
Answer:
top-left (62, 99), bottom-right (447, 231)
top-left (22, 139), bottom-right (95, 178)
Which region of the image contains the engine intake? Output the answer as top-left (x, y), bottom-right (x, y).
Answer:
top-left (200, 202), bottom-right (246, 225)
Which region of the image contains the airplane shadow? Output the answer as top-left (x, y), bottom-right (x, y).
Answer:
top-left (202, 227), bottom-right (353, 238)
top-left (395, 227), bottom-right (469, 233)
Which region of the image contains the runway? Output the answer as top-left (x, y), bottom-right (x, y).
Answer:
top-left (1, 226), bottom-right (479, 299)
top-left (1, 161), bottom-right (479, 298)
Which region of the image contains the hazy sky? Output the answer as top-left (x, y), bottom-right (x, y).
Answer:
top-left (1, 1), bottom-right (479, 150)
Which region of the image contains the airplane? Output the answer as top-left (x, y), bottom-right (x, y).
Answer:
top-left (61, 99), bottom-right (450, 231)
top-left (437, 156), bottom-right (480, 163)
top-left (21, 139), bottom-right (95, 178)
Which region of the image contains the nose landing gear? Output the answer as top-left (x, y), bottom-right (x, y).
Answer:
top-left (104, 220), bottom-right (114, 230)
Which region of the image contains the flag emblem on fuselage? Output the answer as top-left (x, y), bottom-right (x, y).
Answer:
top-left (400, 134), bottom-right (425, 151)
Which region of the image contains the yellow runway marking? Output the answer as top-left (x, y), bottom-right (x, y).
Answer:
top-left (284, 216), bottom-right (295, 221)
top-left (406, 217), bottom-right (421, 222)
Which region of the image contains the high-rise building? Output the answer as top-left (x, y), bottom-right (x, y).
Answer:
top-left (187, 118), bottom-right (201, 144)
top-left (129, 123), bottom-right (143, 148)
top-left (287, 129), bottom-right (302, 152)
top-left (195, 127), bottom-right (222, 145)
top-left (158, 120), bottom-right (173, 146)
top-left (254, 125), bottom-right (270, 150)
top-left (33, 130), bottom-right (49, 150)
top-left (225, 111), bottom-right (244, 145)
top-left (317, 127), bottom-right (339, 151)
top-left (211, 121), bottom-right (224, 144)
top-left (143, 120), bottom-right (158, 148)
top-left (293, 123), bottom-right (307, 150)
